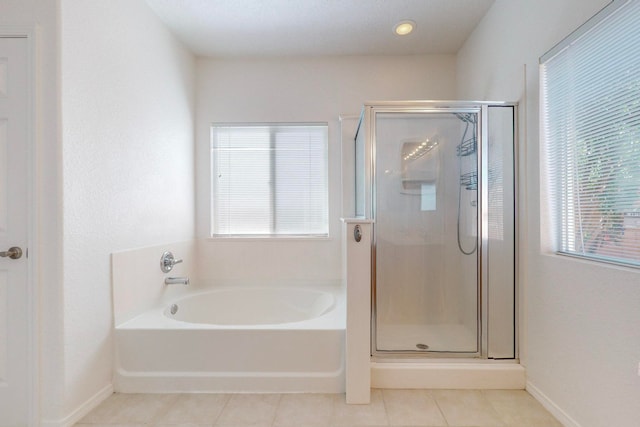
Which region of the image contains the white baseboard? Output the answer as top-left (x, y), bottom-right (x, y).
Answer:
top-left (40, 383), bottom-right (113, 427)
top-left (526, 381), bottom-right (581, 427)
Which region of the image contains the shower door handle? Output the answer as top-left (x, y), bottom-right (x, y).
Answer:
top-left (354, 225), bottom-right (362, 243)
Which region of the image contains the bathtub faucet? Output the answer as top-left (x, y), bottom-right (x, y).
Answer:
top-left (165, 277), bottom-right (189, 286)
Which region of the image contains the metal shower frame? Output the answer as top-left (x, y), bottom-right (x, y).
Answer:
top-left (356, 100), bottom-right (518, 360)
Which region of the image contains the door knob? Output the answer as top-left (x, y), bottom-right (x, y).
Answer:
top-left (0, 247), bottom-right (22, 260)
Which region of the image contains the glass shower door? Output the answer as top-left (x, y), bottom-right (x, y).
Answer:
top-left (373, 111), bottom-right (479, 354)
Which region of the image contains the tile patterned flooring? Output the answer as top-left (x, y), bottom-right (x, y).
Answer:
top-left (75, 389), bottom-right (563, 427)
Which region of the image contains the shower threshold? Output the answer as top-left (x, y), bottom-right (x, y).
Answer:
top-left (370, 359), bottom-right (525, 389)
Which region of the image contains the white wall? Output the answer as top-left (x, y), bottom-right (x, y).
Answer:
top-left (60, 0), bottom-right (195, 419)
top-left (195, 55), bottom-right (457, 286)
top-left (458, 1), bottom-right (640, 426)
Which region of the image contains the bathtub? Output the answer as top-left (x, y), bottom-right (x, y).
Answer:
top-left (114, 285), bottom-right (345, 393)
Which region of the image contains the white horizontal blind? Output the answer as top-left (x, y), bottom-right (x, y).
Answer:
top-left (541, 0), bottom-right (640, 267)
top-left (211, 123), bottom-right (328, 237)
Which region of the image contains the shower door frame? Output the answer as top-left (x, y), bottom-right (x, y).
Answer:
top-left (360, 100), bottom-right (518, 360)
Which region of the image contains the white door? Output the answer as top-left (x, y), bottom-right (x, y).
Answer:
top-left (0, 37), bottom-right (30, 426)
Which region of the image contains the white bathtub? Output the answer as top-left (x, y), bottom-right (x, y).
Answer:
top-left (114, 285), bottom-right (345, 393)
top-left (165, 287), bottom-right (336, 325)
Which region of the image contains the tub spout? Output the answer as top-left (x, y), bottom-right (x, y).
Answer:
top-left (165, 277), bottom-right (189, 286)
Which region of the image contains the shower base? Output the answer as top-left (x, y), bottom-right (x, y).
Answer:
top-left (371, 360), bottom-right (525, 389)
top-left (376, 323), bottom-right (477, 353)
top-left (373, 323), bottom-right (523, 389)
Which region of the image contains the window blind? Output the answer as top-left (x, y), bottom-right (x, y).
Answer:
top-left (541, 0), bottom-right (640, 267)
top-left (211, 123), bottom-right (329, 237)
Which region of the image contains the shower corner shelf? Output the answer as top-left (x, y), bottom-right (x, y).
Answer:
top-left (456, 137), bottom-right (477, 157)
top-left (460, 171), bottom-right (478, 190)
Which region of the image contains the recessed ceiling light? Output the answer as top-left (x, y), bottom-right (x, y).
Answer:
top-left (394, 20), bottom-right (416, 36)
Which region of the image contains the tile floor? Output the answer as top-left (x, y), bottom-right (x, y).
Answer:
top-left (75, 389), bottom-right (562, 427)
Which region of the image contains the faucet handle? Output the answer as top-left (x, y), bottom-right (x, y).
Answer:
top-left (160, 251), bottom-right (182, 273)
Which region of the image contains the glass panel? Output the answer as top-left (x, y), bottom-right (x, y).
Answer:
top-left (487, 106), bottom-right (516, 358)
top-left (374, 111), bottom-right (478, 353)
top-left (355, 123), bottom-right (366, 217)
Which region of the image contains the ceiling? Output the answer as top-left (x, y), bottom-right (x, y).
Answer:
top-left (146, 0), bottom-right (495, 57)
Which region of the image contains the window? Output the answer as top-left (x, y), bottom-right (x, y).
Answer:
top-left (210, 123), bottom-right (329, 237)
top-left (541, 0), bottom-right (640, 267)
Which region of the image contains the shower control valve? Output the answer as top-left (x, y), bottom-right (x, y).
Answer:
top-left (160, 251), bottom-right (183, 273)
top-left (354, 225), bottom-right (362, 243)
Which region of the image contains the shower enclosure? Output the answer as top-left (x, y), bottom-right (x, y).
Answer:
top-left (355, 101), bottom-right (516, 359)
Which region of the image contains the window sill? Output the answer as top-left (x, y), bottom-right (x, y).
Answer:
top-left (545, 251), bottom-right (640, 272)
